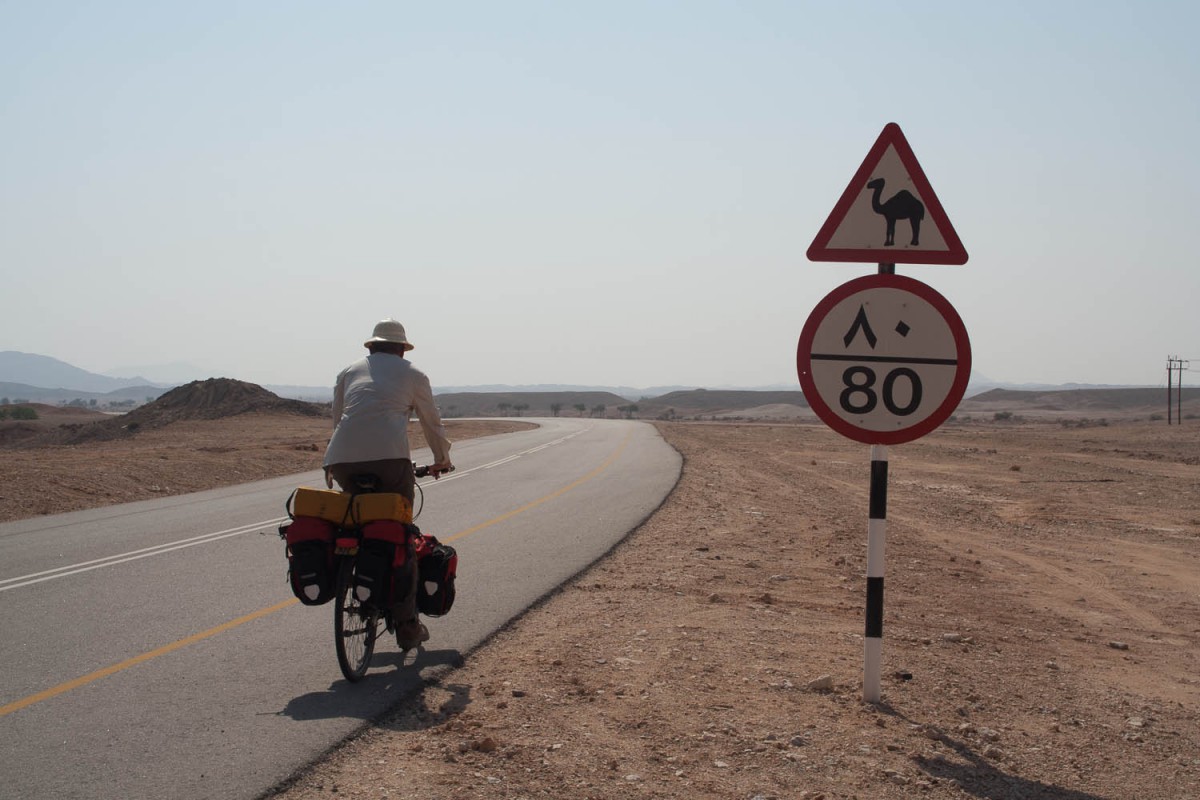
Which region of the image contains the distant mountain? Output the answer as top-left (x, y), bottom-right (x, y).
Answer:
top-left (104, 361), bottom-right (211, 385)
top-left (0, 351), bottom-right (164, 393)
top-left (433, 384), bottom-right (695, 400)
top-left (0, 381), bottom-right (167, 405)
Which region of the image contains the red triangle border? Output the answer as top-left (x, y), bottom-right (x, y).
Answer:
top-left (807, 123), bottom-right (968, 266)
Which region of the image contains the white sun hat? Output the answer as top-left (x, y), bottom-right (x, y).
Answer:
top-left (364, 319), bottom-right (414, 351)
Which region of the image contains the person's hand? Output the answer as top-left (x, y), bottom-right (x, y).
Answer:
top-left (430, 461), bottom-right (454, 479)
top-left (324, 467), bottom-right (334, 489)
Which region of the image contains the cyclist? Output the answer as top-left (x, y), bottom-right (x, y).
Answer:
top-left (323, 318), bottom-right (453, 648)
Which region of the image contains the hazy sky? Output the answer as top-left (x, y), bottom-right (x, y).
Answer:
top-left (2, 2), bottom-right (1197, 390)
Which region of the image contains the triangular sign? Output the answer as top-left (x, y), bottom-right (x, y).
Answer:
top-left (807, 123), bottom-right (968, 265)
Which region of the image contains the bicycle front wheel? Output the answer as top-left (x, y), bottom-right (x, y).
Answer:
top-left (334, 559), bottom-right (378, 682)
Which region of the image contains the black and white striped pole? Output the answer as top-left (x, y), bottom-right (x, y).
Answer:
top-left (865, 444), bottom-right (888, 703)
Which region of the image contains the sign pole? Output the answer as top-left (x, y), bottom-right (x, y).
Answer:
top-left (804, 123), bottom-right (970, 706)
top-left (862, 260), bottom-right (893, 704)
top-left (865, 445), bottom-right (888, 702)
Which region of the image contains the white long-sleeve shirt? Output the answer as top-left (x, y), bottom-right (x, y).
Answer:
top-left (323, 353), bottom-right (451, 467)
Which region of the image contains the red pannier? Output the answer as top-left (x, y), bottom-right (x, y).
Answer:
top-left (282, 516), bottom-right (337, 605)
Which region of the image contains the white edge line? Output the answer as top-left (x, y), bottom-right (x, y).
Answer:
top-left (0, 522), bottom-right (285, 593)
top-left (0, 519), bottom-right (281, 588)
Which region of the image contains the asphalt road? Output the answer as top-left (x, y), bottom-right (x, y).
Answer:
top-left (0, 418), bottom-right (681, 800)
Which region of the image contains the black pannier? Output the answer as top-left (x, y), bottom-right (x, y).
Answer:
top-left (415, 535), bottom-right (458, 617)
top-left (283, 516), bottom-right (336, 605)
top-left (352, 520), bottom-right (415, 609)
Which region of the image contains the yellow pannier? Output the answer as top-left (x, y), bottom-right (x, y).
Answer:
top-left (291, 487), bottom-right (352, 524)
top-left (352, 492), bottom-right (413, 524)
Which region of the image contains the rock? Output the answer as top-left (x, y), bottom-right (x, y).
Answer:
top-left (1127, 717), bottom-right (1146, 728)
top-left (943, 633), bottom-right (963, 643)
top-left (806, 675), bottom-right (834, 692)
top-left (473, 737), bottom-right (498, 753)
top-left (1109, 641), bottom-right (1130, 650)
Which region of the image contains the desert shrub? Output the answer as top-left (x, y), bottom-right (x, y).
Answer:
top-left (993, 411), bottom-right (1013, 422)
top-left (1150, 413), bottom-right (1164, 421)
top-left (0, 408), bottom-right (7, 420)
top-left (10, 406), bottom-right (38, 420)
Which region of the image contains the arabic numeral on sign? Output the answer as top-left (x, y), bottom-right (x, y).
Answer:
top-left (839, 366), bottom-right (923, 416)
top-left (839, 367), bottom-right (878, 414)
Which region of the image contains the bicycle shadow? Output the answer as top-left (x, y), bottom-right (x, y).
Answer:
top-left (278, 647), bottom-right (467, 724)
top-left (874, 702), bottom-right (1106, 800)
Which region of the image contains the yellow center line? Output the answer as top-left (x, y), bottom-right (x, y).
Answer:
top-left (0, 430), bottom-right (632, 719)
top-left (0, 599), bottom-right (299, 718)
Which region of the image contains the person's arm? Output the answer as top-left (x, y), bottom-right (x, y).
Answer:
top-left (325, 370), bottom-right (347, 488)
top-left (330, 370), bottom-right (346, 429)
top-left (411, 371), bottom-right (452, 473)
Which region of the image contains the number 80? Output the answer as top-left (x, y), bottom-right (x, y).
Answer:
top-left (839, 366), bottom-right (923, 416)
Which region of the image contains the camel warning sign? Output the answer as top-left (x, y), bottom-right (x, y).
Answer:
top-left (807, 123), bottom-right (968, 266)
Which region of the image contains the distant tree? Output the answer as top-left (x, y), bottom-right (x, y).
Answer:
top-left (0, 397), bottom-right (8, 405)
top-left (67, 398), bottom-right (88, 408)
top-left (0, 408), bottom-right (7, 420)
top-left (89, 399), bottom-right (97, 407)
top-left (591, 404), bottom-right (606, 418)
top-left (550, 403), bottom-right (562, 417)
top-left (10, 406), bottom-right (38, 420)
top-left (574, 403), bottom-right (586, 417)
top-left (14, 398), bottom-right (30, 404)
top-left (498, 402), bottom-right (512, 416)
top-left (513, 403), bottom-right (529, 417)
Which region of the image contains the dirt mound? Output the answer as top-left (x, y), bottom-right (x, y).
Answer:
top-left (18, 379), bottom-right (325, 447)
top-left (131, 378), bottom-right (325, 425)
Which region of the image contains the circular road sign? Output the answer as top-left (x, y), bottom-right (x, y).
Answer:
top-left (797, 273), bottom-right (970, 445)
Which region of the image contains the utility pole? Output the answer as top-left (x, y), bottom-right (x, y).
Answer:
top-left (1166, 356), bottom-right (1189, 424)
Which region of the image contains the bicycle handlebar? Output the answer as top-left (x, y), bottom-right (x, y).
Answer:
top-left (415, 464), bottom-right (455, 479)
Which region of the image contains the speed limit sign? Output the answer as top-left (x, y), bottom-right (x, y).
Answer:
top-left (797, 273), bottom-right (970, 445)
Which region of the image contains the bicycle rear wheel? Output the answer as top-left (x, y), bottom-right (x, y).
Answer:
top-left (334, 559), bottom-right (378, 682)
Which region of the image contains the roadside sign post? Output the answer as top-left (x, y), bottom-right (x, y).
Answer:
top-left (802, 123), bottom-right (970, 703)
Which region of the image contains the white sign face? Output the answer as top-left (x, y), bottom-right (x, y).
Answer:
top-left (797, 274), bottom-right (971, 445)
top-left (821, 145), bottom-right (950, 253)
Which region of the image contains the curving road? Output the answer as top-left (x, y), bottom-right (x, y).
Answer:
top-left (0, 418), bottom-right (680, 800)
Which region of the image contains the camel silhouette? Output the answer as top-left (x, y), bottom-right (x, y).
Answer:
top-left (866, 177), bottom-right (924, 246)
